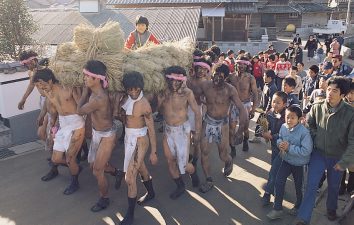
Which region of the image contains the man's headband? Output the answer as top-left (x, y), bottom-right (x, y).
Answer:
top-left (235, 60), bottom-right (251, 66)
top-left (166, 73), bottom-right (187, 81)
top-left (83, 68), bottom-right (108, 88)
top-left (20, 56), bottom-right (37, 65)
top-left (193, 61), bottom-right (211, 72)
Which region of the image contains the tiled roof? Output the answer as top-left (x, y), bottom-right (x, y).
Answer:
top-left (30, 7), bottom-right (201, 45)
top-left (258, 5), bottom-right (299, 13)
top-left (107, 0), bottom-right (258, 5)
top-left (226, 2), bottom-right (257, 13)
top-left (292, 3), bottom-right (332, 13)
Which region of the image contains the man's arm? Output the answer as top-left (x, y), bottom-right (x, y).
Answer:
top-left (230, 85), bottom-right (248, 132)
top-left (250, 76), bottom-right (259, 118)
top-left (18, 77), bottom-right (35, 110)
top-left (77, 87), bottom-right (100, 115)
top-left (144, 102), bottom-right (158, 165)
top-left (187, 89), bottom-right (202, 141)
top-left (307, 103), bottom-right (317, 139)
top-left (337, 116), bottom-right (354, 169)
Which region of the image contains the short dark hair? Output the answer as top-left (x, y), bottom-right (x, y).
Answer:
top-left (193, 48), bottom-right (204, 58)
top-left (215, 63), bottom-right (229, 78)
top-left (219, 52), bottom-right (226, 58)
top-left (265, 69), bottom-right (276, 79)
top-left (274, 91), bottom-right (288, 103)
top-left (286, 105), bottom-right (303, 118)
top-left (350, 81), bottom-right (354, 91)
top-left (238, 49), bottom-right (246, 54)
top-left (204, 50), bottom-right (217, 63)
top-left (38, 58), bottom-right (49, 67)
top-left (309, 65), bottom-right (319, 74)
top-left (135, 15), bottom-right (149, 28)
top-left (84, 60), bottom-right (107, 76)
top-left (19, 50), bottom-right (38, 61)
top-left (227, 49), bottom-right (234, 56)
top-left (209, 45), bottom-right (221, 57)
top-left (164, 66), bottom-right (186, 77)
top-left (269, 54), bottom-right (276, 61)
top-left (327, 76), bottom-right (351, 96)
top-left (297, 62), bottom-right (304, 67)
top-left (279, 53), bottom-right (286, 59)
top-left (122, 71), bottom-right (144, 90)
top-left (284, 77), bottom-right (296, 88)
top-left (32, 68), bottom-right (58, 84)
top-left (291, 66), bottom-right (298, 71)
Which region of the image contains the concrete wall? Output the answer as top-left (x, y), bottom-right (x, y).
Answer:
top-left (201, 41), bottom-right (270, 55)
top-left (301, 13), bottom-right (328, 28)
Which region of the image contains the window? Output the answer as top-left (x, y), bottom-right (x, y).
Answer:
top-left (289, 13), bottom-right (299, 18)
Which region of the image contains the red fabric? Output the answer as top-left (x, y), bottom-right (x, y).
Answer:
top-left (253, 62), bottom-right (263, 78)
top-left (124, 31), bottom-right (160, 49)
top-left (224, 58), bottom-right (235, 73)
top-left (266, 61), bottom-right (276, 70)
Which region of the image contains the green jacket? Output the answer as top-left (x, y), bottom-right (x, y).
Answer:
top-left (308, 100), bottom-right (354, 168)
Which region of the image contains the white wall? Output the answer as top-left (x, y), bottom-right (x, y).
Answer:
top-left (79, 0), bottom-right (99, 13)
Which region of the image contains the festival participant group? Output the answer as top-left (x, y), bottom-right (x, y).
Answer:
top-left (16, 16), bottom-right (354, 225)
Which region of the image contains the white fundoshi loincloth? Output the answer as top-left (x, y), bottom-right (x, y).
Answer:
top-left (53, 114), bottom-right (85, 152)
top-left (204, 114), bottom-right (229, 144)
top-left (229, 101), bottom-right (252, 122)
top-left (164, 121), bottom-right (191, 174)
top-left (124, 127), bottom-right (148, 172)
top-left (187, 104), bottom-right (203, 131)
top-left (88, 124), bottom-right (117, 163)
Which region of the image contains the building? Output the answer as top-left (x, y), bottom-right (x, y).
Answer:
top-left (107, 0), bottom-right (259, 42)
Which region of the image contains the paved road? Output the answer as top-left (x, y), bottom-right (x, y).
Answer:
top-left (0, 119), bottom-right (306, 225)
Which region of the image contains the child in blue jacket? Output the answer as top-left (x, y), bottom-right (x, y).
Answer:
top-left (267, 105), bottom-right (313, 220)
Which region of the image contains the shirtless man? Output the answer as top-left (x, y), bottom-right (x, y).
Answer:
top-left (199, 64), bottom-right (247, 193)
top-left (158, 66), bottom-right (202, 199)
top-left (229, 57), bottom-right (259, 154)
top-left (119, 71), bottom-right (158, 225)
top-left (76, 60), bottom-right (122, 212)
top-left (33, 68), bottom-right (85, 195)
top-left (186, 58), bottom-right (211, 167)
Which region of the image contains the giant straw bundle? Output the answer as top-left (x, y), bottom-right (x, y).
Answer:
top-left (51, 21), bottom-right (194, 93)
top-left (122, 37), bottom-right (194, 93)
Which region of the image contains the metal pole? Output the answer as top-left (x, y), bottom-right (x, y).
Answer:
top-left (346, 0), bottom-right (351, 25)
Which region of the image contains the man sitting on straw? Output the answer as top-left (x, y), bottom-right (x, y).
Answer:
top-left (199, 64), bottom-right (247, 193)
top-left (33, 68), bottom-right (85, 195)
top-left (157, 66), bottom-right (202, 199)
top-left (119, 71), bottom-right (158, 225)
top-left (124, 15), bottom-right (160, 50)
top-left (77, 60), bottom-right (123, 212)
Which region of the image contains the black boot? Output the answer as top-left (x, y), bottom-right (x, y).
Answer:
top-left (63, 175), bottom-right (79, 195)
top-left (41, 165), bottom-right (59, 181)
top-left (230, 145), bottom-right (236, 158)
top-left (120, 197), bottom-right (136, 225)
top-left (115, 169), bottom-right (125, 190)
top-left (137, 178), bottom-right (155, 205)
top-left (242, 137), bottom-right (249, 152)
top-left (170, 177), bottom-right (185, 200)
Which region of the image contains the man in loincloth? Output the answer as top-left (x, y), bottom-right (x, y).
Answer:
top-left (228, 57), bottom-right (259, 154)
top-left (119, 71), bottom-right (158, 225)
top-left (199, 64), bottom-right (247, 193)
top-left (158, 66), bottom-right (202, 199)
top-left (186, 57), bottom-right (211, 169)
top-left (33, 68), bottom-right (85, 195)
top-left (77, 60), bottom-right (123, 212)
